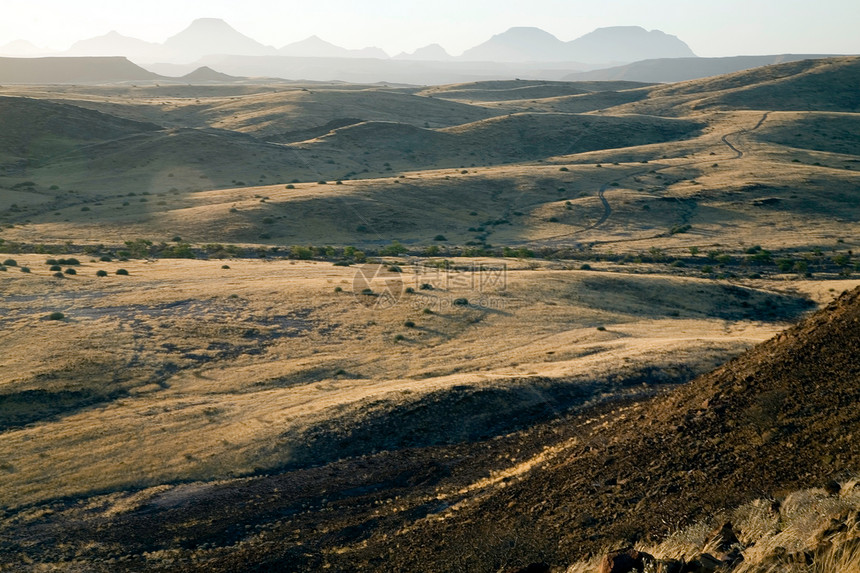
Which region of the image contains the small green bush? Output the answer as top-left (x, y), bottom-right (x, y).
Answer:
top-left (20, 266), bottom-right (30, 273)
top-left (64, 268), bottom-right (76, 275)
top-left (361, 288), bottom-right (373, 295)
top-left (334, 286), bottom-right (343, 293)
top-left (96, 270), bottom-right (108, 277)
top-left (49, 265), bottom-right (61, 271)
top-left (422, 308), bottom-right (433, 315)
top-left (48, 312), bottom-right (65, 321)
top-left (53, 272), bottom-right (64, 278)
top-left (405, 287), bottom-right (415, 294)
top-left (596, 326), bottom-right (607, 331)
top-left (221, 265), bottom-right (230, 270)
top-left (45, 258), bottom-right (58, 265)
top-left (0, 266), bottom-right (6, 272)
top-left (2, 258), bottom-right (17, 267)
top-left (394, 334), bottom-right (406, 342)
top-left (580, 263), bottom-right (592, 270)
top-left (434, 235), bottom-right (447, 241)
top-left (116, 269), bottom-right (129, 276)
top-left (404, 320), bottom-right (415, 328)
top-left (453, 298), bottom-right (469, 306)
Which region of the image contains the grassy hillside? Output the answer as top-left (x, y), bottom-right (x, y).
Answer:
top-left (0, 56), bottom-right (859, 573)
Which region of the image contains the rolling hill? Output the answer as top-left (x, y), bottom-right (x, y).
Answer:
top-left (564, 54), bottom-right (841, 83)
top-left (0, 56), bottom-right (159, 84)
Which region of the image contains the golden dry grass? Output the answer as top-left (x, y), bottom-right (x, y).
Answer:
top-left (1, 255), bottom-right (840, 508)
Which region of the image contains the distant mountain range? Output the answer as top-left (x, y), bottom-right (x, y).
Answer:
top-left (0, 18), bottom-right (693, 66)
top-left (0, 19), bottom-right (851, 86)
top-left (460, 26), bottom-right (694, 64)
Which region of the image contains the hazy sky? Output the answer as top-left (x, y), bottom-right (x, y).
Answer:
top-left (3, 0), bottom-right (860, 57)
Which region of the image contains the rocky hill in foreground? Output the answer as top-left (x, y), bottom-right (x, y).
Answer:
top-left (364, 286), bottom-right (860, 571)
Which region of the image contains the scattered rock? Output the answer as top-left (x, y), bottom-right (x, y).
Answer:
top-left (597, 548), bottom-right (655, 573)
top-left (824, 479), bottom-right (842, 496)
top-left (681, 553), bottom-right (722, 572)
top-left (654, 558), bottom-right (684, 573)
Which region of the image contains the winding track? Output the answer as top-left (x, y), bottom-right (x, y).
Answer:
top-left (534, 112), bottom-right (770, 245)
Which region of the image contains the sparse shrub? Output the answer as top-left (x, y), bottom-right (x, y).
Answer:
top-left (3, 258), bottom-right (17, 267)
top-left (96, 270), bottom-right (108, 277)
top-left (405, 287), bottom-right (415, 294)
top-left (99, 255), bottom-right (112, 262)
top-left (596, 326), bottom-right (607, 331)
top-left (290, 245), bottom-right (313, 260)
top-left (48, 312), bottom-right (65, 321)
top-left (221, 265), bottom-right (230, 270)
top-left (81, 206), bottom-right (90, 212)
top-left (53, 271), bottom-right (64, 278)
top-left (404, 321), bottom-right (415, 328)
top-left (777, 258), bottom-right (794, 272)
top-left (45, 258), bottom-right (58, 265)
top-left (434, 235), bottom-right (447, 241)
top-left (453, 298), bottom-right (469, 306)
top-left (394, 334), bottom-right (406, 342)
top-left (20, 266), bottom-right (30, 273)
top-left (333, 261), bottom-right (351, 267)
top-left (581, 263), bottom-right (592, 270)
top-left (49, 265), bottom-right (61, 271)
top-left (559, 167), bottom-right (569, 172)
top-left (64, 268), bottom-right (76, 275)
top-left (420, 283), bottom-right (434, 290)
top-left (0, 266), bottom-right (6, 272)
top-left (63, 258), bottom-right (80, 266)
top-left (334, 286), bottom-right (343, 293)
top-left (361, 288), bottom-right (373, 295)
top-left (388, 265), bottom-right (402, 273)
top-left (116, 269), bottom-right (129, 276)
top-left (422, 308), bottom-right (433, 315)
top-left (380, 242), bottom-right (407, 256)
top-left (286, 184), bottom-right (295, 189)
top-left (701, 265), bottom-right (714, 274)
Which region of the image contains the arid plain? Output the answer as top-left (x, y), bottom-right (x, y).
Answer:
top-left (0, 56), bottom-right (859, 571)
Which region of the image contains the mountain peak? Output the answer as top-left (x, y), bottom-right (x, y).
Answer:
top-left (569, 26), bottom-right (696, 62)
top-left (461, 26), bottom-right (567, 62)
top-left (164, 17), bottom-right (275, 61)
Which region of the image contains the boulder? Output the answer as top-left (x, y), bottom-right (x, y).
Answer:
top-left (597, 548), bottom-right (655, 573)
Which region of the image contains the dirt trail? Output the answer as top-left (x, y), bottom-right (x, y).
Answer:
top-left (535, 112), bottom-right (770, 246)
